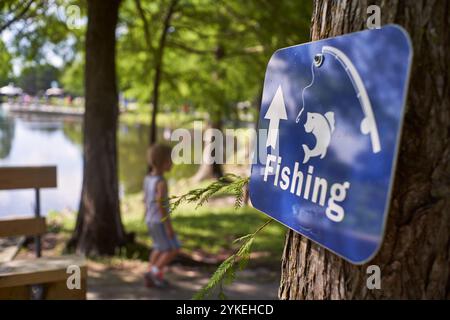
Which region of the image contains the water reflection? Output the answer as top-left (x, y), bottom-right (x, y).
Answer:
top-left (0, 110), bottom-right (197, 218)
top-left (0, 112), bottom-right (14, 159)
top-left (0, 114), bottom-right (83, 218)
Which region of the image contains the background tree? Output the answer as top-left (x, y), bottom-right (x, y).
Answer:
top-left (0, 40), bottom-right (12, 86)
top-left (60, 56), bottom-right (84, 97)
top-left (135, 0), bottom-right (179, 145)
top-left (0, 0), bottom-right (35, 33)
top-left (166, 0), bottom-right (312, 181)
top-left (70, 0), bottom-right (126, 255)
top-left (1, 0), bottom-right (84, 90)
top-left (279, 0), bottom-right (450, 299)
top-left (0, 113), bottom-right (14, 159)
top-left (17, 63), bottom-right (60, 94)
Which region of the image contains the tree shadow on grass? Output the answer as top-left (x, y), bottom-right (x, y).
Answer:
top-left (123, 209), bottom-right (286, 268)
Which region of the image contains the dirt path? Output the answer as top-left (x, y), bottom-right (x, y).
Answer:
top-left (87, 260), bottom-right (280, 300)
top-left (12, 231), bottom-right (280, 300)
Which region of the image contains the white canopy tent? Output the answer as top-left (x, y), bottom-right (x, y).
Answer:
top-left (0, 83), bottom-right (23, 96)
top-left (45, 87), bottom-right (64, 96)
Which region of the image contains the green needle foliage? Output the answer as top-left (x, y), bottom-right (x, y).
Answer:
top-left (169, 173), bottom-right (250, 212)
top-left (168, 174), bottom-right (274, 299)
top-left (193, 219), bottom-right (273, 300)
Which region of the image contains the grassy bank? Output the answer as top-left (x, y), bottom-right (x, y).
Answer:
top-left (119, 104), bottom-right (202, 128)
top-left (48, 191), bottom-right (286, 268)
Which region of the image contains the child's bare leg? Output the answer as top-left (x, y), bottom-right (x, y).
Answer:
top-left (166, 249), bottom-right (179, 266)
top-left (149, 250), bottom-right (162, 270)
top-left (155, 249), bottom-right (179, 270)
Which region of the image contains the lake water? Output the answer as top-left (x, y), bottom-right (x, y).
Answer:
top-left (0, 106), bottom-right (195, 219)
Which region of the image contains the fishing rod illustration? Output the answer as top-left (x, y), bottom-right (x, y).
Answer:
top-left (296, 46), bottom-right (381, 154)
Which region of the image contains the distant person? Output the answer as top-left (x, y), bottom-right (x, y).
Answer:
top-left (143, 144), bottom-right (180, 288)
top-left (24, 95), bottom-right (31, 106)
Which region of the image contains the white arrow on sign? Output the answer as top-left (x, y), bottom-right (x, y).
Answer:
top-left (264, 85), bottom-right (288, 149)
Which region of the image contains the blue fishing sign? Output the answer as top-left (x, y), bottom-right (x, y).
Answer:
top-left (249, 25), bottom-right (413, 264)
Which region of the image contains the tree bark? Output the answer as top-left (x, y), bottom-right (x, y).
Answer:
top-left (279, 0), bottom-right (450, 299)
top-left (70, 0), bottom-right (126, 255)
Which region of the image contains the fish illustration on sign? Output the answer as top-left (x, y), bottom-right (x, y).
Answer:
top-left (296, 45), bottom-right (382, 165)
top-left (302, 111), bottom-right (335, 164)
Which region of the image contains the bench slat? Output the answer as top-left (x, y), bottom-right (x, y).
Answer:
top-left (0, 217), bottom-right (46, 238)
top-left (0, 255), bottom-right (86, 288)
top-left (0, 166), bottom-right (57, 190)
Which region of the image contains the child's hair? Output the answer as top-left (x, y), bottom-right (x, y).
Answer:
top-left (147, 143), bottom-right (172, 173)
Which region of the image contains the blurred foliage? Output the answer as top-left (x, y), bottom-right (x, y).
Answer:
top-left (0, 40), bottom-right (12, 86)
top-left (0, 0), bottom-right (85, 92)
top-left (117, 0), bottom-right (312, 120)
top-left (60, 54), bottom-right (83, 96)
top-left (17, 63), bottom-right (60, 94)
top-left (1, 0), bottom-right (85, 62)
top-left (1, 0), bottom-right (312, 117)
top-left (0, 114), bottom-right (14, 158)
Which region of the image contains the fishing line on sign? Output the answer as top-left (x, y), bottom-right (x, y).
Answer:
top-left (295, 57), bottom-right (318, 124)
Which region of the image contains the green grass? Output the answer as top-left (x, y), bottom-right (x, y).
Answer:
top-left (123, 192), bottom-right (286, 265)
top-left (48, 191), bottom-right (286, 267)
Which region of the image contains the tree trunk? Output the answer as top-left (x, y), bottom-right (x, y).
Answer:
top-left (149, 0), bottom-right (178, 145)
top-left (192, 44), bottom-right (227, 182)
top-left (70, 0), bottom-right (126, 255)
top-left (279, 0), bottom-right (449, 299)
top-left (192, 118), bottom-right (224, 182)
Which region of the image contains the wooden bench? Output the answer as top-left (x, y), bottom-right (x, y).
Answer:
top-left (0, 166), bottom-right (87, 299)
